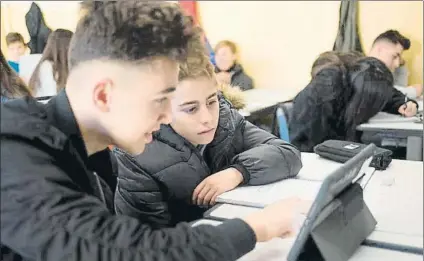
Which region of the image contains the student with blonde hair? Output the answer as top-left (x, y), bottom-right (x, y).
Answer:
top-left (114, 29), bottom-right (302, 227)
top-left (214, 40), bottom-right (254, 91)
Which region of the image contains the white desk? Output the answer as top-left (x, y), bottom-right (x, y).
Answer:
top-left (357, 111), bottom-right (423, 161)
top-left (216, 152), bottom-right (375, 207)
top-left (211, 157), bottom-right (423, 254)
top-left (298, 153), bottom-right (343, 181)
top-left (364, 159), bottom-right (423, 243)
top-left (239, 88), bottom-right (297, 117)
top-left (193, 219), bottom-right (423, 261)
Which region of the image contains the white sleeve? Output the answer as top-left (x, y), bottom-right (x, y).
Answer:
top-left (35, 61), bottom-right (58, 98)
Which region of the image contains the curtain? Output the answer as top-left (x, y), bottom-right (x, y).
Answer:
top-left (333, 1), bottom-right (363, 53)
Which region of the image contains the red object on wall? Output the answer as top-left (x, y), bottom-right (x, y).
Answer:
top-left (178, 1), bottom-right (216, 65)
top-left (178, 1), bottom-right (199, 24)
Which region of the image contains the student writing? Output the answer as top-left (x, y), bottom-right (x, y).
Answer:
top-left (290, 54), bottom-right (395, 152)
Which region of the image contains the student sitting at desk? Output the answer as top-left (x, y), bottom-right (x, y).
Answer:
top-left (290, 55), bottom-right (394, 152)
top-left (368, 30), bottom-right (420, 116)
top-left (214, 40), bottom-right (254, 91)
top-left (28, 29), bottom-right (73, 98)
top-left (5, 32), bottom-right (27, 73)
top-left (114, 30), bottom-right (302, 228)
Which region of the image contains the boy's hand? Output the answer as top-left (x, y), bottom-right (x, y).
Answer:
top-left (192, 168), bottom-right (243, 206)
top-left (398, 101), bottom-right (417, 117)
top-left (243, 198), bottom-right (312, 242)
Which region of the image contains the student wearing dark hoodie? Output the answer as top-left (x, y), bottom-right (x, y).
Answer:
top-left (114, 30), bottom-right (302, 228)
top-left (290, 53), bottom-right (396, 152)
top-left (214, 40), bottom-right (254, 91)
top-left (1, 2), bottom-right (308, 261)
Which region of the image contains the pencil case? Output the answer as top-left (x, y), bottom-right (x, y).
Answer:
top-left (314, 140), bottom-right (392, 170)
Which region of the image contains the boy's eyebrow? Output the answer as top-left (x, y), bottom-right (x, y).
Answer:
top-left (207, 92), bottom-right (217, 99)
top-left (159, 87), bottom-right (176, 94)
top-left (179, 92), bottom-right (217, 107)
top-left (179, 100), bottom-right (198, 107)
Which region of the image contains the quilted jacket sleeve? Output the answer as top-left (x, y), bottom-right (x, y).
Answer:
top-left (114, 148), bottom-right (172, 229)
top-left (230, 119), bottom-right (302, 186)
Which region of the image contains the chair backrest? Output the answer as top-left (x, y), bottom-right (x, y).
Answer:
top-left (276, 107), bottom-right (290, 142)
top-left (276, 101), bottom-right (294, 142)
top-left (281, 102), bottom-right (294, 125)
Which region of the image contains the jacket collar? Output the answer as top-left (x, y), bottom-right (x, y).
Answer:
top-left (50, 90), bottom-right (89, 164)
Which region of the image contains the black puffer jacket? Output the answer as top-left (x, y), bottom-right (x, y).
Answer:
top-left (290, 57), bottom-right (418, 152)
top-left (216, 64), bottom-right (254, 91)
top-left (114, 95), bottom-right (302, 228)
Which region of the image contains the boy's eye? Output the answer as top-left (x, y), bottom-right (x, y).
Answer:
top-left (183, 106), bottom-right (197, 114)
top-left (208, 100), bottom-right (217, 106)
top-left (156, 97), bottom-right (167, 104)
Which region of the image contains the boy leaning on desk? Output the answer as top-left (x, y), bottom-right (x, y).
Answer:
top-left (369, 30), bottom-right (421, 117)
top-left (0, 2), bottom-right (311, 261)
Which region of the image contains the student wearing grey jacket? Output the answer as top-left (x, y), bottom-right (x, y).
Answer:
top-left (114, 38), bottom-right (302, 228)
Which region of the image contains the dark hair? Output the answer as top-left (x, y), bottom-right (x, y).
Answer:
top-left (311, 51), bottom-right (364, 78)
top-left (1, 49), bottom-right (32, 99)
top-left (29, 29), bottom-right (73, 93)
top-left (344, 57), bottom-right (393, 139)
top-left (373, 30), bottom-right (410, 50)
top-left (6, 32), bottom-right (25, 46)
top-left (214, 40), bottom-right (238, 54)
top-left (69, 1), bottom-right (196, 70)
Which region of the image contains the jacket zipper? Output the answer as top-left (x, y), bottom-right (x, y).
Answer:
top-left (185, 141), bottom-right (211, 175)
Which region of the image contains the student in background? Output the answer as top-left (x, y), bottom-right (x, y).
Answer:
top-left (214, 40), bottom-right (254, 91)
top-left (1, 2), bottom-right (307, 260)
top-left (28, 29), bottom-right (73, 98)
top-left (1, 49), bottom-right (32, 102)
top-left (393, 58), bottom-right (423, 99)
top-left (114, 29), bottom-right (302, 228)
top-left (368, 30), bottom-right (420, 115)
top-left (290, 55), bottom-right (394, 152)
top-left (5, 32), bottom-right (27, 73)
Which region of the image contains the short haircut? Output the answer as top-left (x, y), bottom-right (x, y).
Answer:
top-left (373, 30), bottom-right (410, 50)
top-left (69, 1), bottom-right (196, 69)
top-left (178, 29), bottom-right (215, 81)
top-left (214, 40), bottom-right (237, 54)
top-left (6, 32), bottom-right (25, 46)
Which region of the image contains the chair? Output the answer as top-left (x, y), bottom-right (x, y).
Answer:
top-left (276, 101), bottom-right (293, 142)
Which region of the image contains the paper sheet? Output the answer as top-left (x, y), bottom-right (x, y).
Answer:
top-left (216, 179), bottom-right (322, 208)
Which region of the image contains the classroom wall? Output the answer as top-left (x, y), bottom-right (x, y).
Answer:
top-left (359, 1), bottom-right (423, 85)
top-left (2, 1), bottom-right (422, 90)
top-left (198, 1), bottom-right (423, 91)
top-left (0, 1), bottom-right (81, 56)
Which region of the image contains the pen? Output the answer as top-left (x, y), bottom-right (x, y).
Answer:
top-left (403, 95), bottom-right (408, 117)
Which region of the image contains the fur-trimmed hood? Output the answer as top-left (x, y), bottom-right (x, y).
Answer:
top-left (218, 83), bottom-right (246, 110)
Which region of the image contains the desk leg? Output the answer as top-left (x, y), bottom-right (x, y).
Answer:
top-left (406, 136), bottom-right (423, 161)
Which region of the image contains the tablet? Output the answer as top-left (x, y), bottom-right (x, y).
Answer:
top-left (287, 144), bottom-right (376, 260)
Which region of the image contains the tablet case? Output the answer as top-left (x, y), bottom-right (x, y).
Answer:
top-left (313, 140), bottom-right (392, 170)
top-left (294, 183), bottom-right (377, 261)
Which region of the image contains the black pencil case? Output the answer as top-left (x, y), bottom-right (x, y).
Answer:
top-left (314, 140), bottom-right (392, 170)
